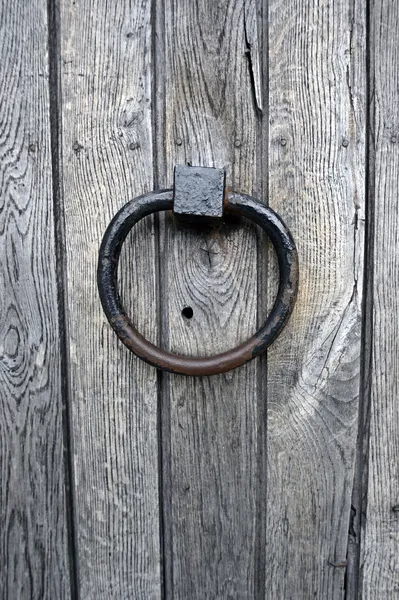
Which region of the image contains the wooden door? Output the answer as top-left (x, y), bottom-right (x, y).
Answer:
top-left (1, 0), bottom-right (398, 598)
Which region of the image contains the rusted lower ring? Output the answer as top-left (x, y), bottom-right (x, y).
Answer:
top-left (97, 189), bottom-right (298, 376)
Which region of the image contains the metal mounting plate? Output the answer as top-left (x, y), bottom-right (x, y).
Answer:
top-left (173, 165), bottom-right (225, 225)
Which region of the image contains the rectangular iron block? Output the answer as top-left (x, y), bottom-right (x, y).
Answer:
top-left (173, 165), bottom-right (225, 225)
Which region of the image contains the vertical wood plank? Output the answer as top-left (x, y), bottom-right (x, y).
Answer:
top-left (0, 1), bottom-right (72, 598)
top-left (361, 1), bottom-right (399, 596)
top-left (265, 0), bottom-right (366, 597)
top-left (156, 0), bottom-right (264, 597)
top-left (60, 1), bottom-right (161, 597)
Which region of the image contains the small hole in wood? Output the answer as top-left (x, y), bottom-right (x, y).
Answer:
top-left (181, 306), bottom-right (193, 319)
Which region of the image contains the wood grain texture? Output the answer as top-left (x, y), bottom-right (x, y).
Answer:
top-left (265, 0), bottom-right (366, 597)
top-left (156, 0), bottom-right (264, 597)
top-left (0, 1), bottom-right (71, 598)
top-left (60, 1), bottom-right (161, 597)
top-left (361, 1), bottom-right (399, 597)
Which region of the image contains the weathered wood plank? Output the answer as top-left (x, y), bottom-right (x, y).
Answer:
top-left (0, 1), bottom-right (72, 598)
top-left (60, 1), bottom-right (161, 597)
top-left (156, 0), bottom-right (264, 596)
top-left (265, 0), bottom-right (366, 597)
top-left (361, 1), bottom-right (399, 597)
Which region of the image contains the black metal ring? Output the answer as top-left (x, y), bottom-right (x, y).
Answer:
top-left (97, 189), bottom-right (298, 376)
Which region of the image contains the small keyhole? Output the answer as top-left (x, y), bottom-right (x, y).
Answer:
top-left (181, 306), bottom-right (193, 319)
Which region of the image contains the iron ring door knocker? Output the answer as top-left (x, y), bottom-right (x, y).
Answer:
top-left (97, 165), bottom-right (299, 376)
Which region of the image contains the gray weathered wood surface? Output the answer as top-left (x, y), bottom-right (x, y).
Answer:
top-left (265, 0), bottom-right (367, 597)
top-left (360, 0), bottom-right (399, 597)
top-left (59, 0), bottom-right (161, 597)
top-left (0, 1), bottom-right (71, 598)
top-left (156, 0), bottom-right (264, 596)
top-left (2, 0), bottom-right (399, 598)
